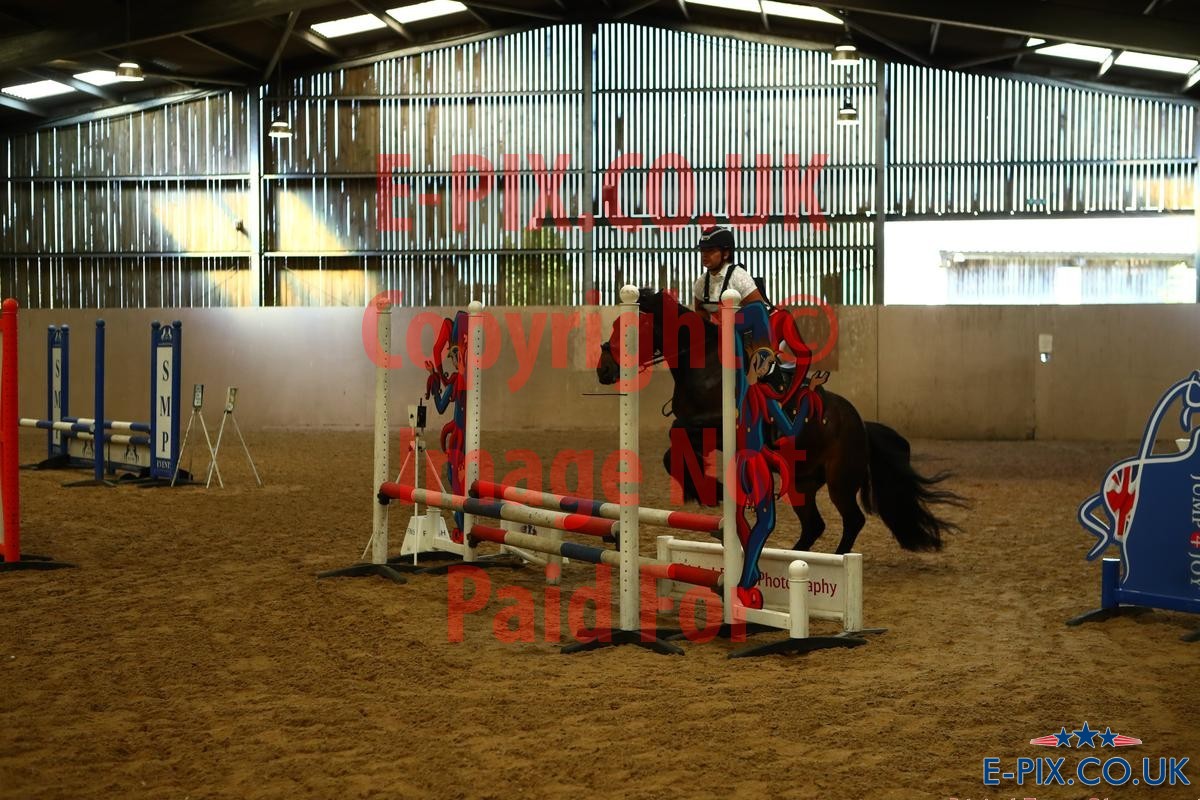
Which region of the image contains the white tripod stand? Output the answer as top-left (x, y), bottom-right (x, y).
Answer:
top-left (172, 384), bottom-right (218, 487)
top-left (206, 387), bottom-right (264, 488)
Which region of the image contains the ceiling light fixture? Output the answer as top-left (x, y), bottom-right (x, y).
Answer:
top-left (268, 119), bottom-right (294, 139)
top-left (836, 84), bottom-right (859, 126)
top-left (115, 61), bottom-right (144, 81)
top-left (268, 58), bottom-right (293, 140)
top-left (116, 0), bottom-right (144, 82)
top-left (832, 31), bottom-right (859, 67)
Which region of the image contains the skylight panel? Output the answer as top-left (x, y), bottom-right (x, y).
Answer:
top-left (387, 1), bottom-right (468, 24)
top-left (1114, 51), bottom-right (1198, 74)
top-left (1, 80), bottom-right (76, 100)
top-left (310, 14), bottom-right (387, 39)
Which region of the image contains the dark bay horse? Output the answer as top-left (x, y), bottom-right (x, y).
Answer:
top-left (596, 289), bottom-right (965, 555)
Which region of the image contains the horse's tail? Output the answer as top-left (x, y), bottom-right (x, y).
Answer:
top-left (861, 422), bottom-right (967, 551)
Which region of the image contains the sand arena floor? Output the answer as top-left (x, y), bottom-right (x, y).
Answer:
top-left (1, 428), bottom-right (1198, 800)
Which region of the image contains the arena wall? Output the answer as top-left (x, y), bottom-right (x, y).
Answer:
top-left (14, 304), bottom-right (1199, 441)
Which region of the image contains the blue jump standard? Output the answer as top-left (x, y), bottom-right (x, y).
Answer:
top-left (1068, 558), bottom-right (1200, 642)
top-left (21, 319), bottom-right (191, 487)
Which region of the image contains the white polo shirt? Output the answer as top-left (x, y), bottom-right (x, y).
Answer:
top-left (693, 263), bottom-right (758, 310)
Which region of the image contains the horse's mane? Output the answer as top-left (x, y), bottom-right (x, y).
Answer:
top-left (638, 289), bottom-right (717, 366)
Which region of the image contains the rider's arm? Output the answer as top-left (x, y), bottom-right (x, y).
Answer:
top-left (742, 288), bottom-right (765, 305)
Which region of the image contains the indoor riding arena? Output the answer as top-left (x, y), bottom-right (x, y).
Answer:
top-left (2, 2), bottom-right (1200, 799)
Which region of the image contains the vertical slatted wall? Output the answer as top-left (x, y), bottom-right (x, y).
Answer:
top-left (887, 64), bottom-right (1196, 216)
top-left (593, 24), bottom-right (877, 305)
top-left (262, 26), bottom-right (583, 307)
top-left (0, 93), bottom-right (251, 308)
top-left (0, 24), bottom-right (1195, 308)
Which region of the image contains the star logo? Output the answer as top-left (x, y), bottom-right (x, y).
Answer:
top-left (1074, 721), bottom-right (1099, 748)
top-left (1031, 724), bottom-right (1143, 749)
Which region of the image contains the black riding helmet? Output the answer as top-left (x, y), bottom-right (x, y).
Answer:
top-left (696, 225), bottom-right (735, 254)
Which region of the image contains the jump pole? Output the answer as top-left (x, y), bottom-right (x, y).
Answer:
top-left (469, 525), bottom-right (721, 588)
top-left (470, 480), bottom-right (721, 535)
top-left (462, 300), bottom-right (484, 563)
top-left (381, 484), bottom-right (620, 539)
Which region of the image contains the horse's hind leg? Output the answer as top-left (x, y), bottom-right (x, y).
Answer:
top-left (789, 475), bottom-right (826, 551)
top-left (822, 443), bottom-right (868, 554)
top-left (828, 468), bottom-right (867, 555)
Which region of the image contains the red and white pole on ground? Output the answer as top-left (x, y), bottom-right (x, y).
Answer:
top-left (381, 484), bottom-right (620, 539)
top-left (470, 524), bottom-right (721, 589)
top-left (470, 480), bottom-right (721, 535)
top-left (720, 289), bottom-right (740, 626)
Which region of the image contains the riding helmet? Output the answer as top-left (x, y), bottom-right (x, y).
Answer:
top-left (696, 225), bottom-right (735, 252)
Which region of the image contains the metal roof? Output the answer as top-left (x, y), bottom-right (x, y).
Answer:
top-left (0, 0), bottom-right (1198, 131)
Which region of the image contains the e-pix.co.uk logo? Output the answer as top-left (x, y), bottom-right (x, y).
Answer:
top-left (978, 723), bottom-right (1190, 789)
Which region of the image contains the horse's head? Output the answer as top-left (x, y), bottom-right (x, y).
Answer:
top-left (596, 311), bottom-right (657, 385)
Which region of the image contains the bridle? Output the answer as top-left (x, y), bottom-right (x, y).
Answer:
top-left (599, 339), bottom-right (666, 372)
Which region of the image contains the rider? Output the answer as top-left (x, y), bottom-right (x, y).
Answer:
top-left (692, 225), bottom-right (764, 324)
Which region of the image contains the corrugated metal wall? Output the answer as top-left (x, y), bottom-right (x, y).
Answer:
top-left (1, 93), bottom-right (251, 307)
top-left (0, 23), bottom-right (1195, 308)
top-left (265, 26), bottom-right (583, 307)
top-left (594, 24), bottom-right (877, 305)
top-left (887, 64), bottom-right (1196, 216)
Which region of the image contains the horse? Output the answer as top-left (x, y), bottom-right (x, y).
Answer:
top-left (596, 289), bottom-right (965, 555)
